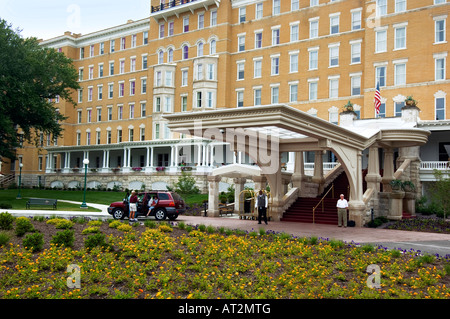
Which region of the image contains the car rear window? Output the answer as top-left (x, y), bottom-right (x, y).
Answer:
top-left (158, 193), bottom-right (170, 200)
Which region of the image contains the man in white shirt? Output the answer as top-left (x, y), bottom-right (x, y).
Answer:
top-left (255, 190), bottom-right (268, 225)
top-left (336, 194), bottom-right (348, 227)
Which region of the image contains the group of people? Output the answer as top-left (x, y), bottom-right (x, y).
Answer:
top-left (126, 190), bottom-right (159, 222)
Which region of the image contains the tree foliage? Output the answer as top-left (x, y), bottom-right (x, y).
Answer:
top-left (174, 172), bottom-right (200, 195)
top-left (430, 169), bottom-right (450, 219)
top-left (0, 19), bottom-right (80, 159)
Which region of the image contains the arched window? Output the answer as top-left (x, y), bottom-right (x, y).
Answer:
top-left (158, 50), bottom-right (164, 64)
top-left (197, 42), bottom-right (204, 57)
top-left (167, 48), bottom-right (173, 62)
top-left (182, 45), bottom-right (189, 60)
top-left (210, 39), bottom-right (216, 55)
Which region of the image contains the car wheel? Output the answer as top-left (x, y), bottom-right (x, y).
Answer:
top-left (154, 209), bottom-right (167, 221)
top-left (168, 214), bottom-right (178, 221)
top-left (113, 208), bottom-right (125, 220)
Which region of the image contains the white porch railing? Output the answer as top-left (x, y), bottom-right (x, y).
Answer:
top-left (420, 161), bottom-right (449, 170)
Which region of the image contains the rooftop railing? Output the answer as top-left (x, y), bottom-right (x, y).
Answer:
top-left (151, 0), bottom-right (199, 13)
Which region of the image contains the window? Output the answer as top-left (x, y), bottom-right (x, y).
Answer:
top-left (154, 124), bottom-right (160, 140)
top-left (435, 56), bottom-right (446, 81)
top-left (129, 128), bottom-right (134, 142)
top-left (88, 66), bottom-right (93, 79)
top-left (87, 132), bottom-right (91, 145)
top-left (110, 40), bottom-right (115, 53)
top-left (117, 129), bottom-right (122, 143)
top-left (158, 51), bottom-right (164, 64)
top-left (271, 56), bottom-right (279, 75)
top-left (196, 63), bottom-right (204, 81)
top-left (435, 18), bottom-right (446, 43)
top-left (196, 91), bottom-right (202, 108)
top-left (395, 0), bottom-right (406, 13)
top-left (351, 41), bottom-right (361, 64)
top-left (254, 59), bottom-right (262, 78)
top-left (376, 65), bottom-right (387, 87)
top-left (156, 71), bottom-right (162, 86)
top-left (254, 88), bottom-right (262, 105)
top-left (207, 64), bottom-right (215, 80)
top-left (330, 14), bottom-right (340, 35)
top-left (155, 97), bottom-right (161, 112)
top-left (255, 3), bottom-right (263, 20)
top-left (109, 61), bottom-right (114, 76)
top-left (88, 87), bottom-right (93, 101)
top-left (394, 63), bottom-right (406, 85)
top-left (273, 0), bottom-right (280, 15)
top-left (142, 55), bottom-right (148, 69)
top-left (207, 92), bottom-right (214, 108)
top-left (107, 131), bottom-right (111, 144)
top-left (255, 32), bottom-right (263, 48)
top-left (182, 45), bottom-right (189, 60)
top-left (80, 47), bottom-right (84, 59)
top-left (329, 45), bottom-right (339, 67)
top-left (118, 105), bottom-right (123, 120)
top-left (272, 28), bottom-right (280, 45)
top-left (377, 102), bottom-right (386, 118)
top-left (290, 53), bottom-right (298, 73)
top-left (183, 16), bottom-right (189, 32)
top-left (394, 26), bottom-right (406, 50)
top-left (96, 131), bottom-right (101, 145)
top-left (78, 89), bottom-right (83, 103)
top-left (119, 82), bottom-right (124, 97)
top-left (141, 78), bottom-right (147, 94)
top-left (181, 69), bottom-right (188, 86)
top-left (290, 23), bottom-right (299, 42)
top-left (198, 13), bottom-right (205, 29)
top-left (143, 31), bottom-right (148, 44)
top-left (309, 48), bottom-right (318, 70)
top-left (377, 0), bottom-right (387, 16)
top-left (168, 48), bottom-right (173, 62)
top-left (211, 10), bottom-right (217, 26)
top-left (181, 96), bottom-right (188, 112)
top-left (98, 86), bottom-right (103, 100)
top-left (98, 64), bottom-right (104, 77)
top-left (271, 86), bottom-right (279, 104)
top-left (351, 75), bottom-right (361, 95)
top-left (108, 84), bottom-right (114, 99)
top-left (395, 101), bottom-right (404, 117)
top-left (238, 35), bottom-right (245, 52)
top-left (168, 21), bottom-right (174, 36)
top-left (329, 78), bottom-right (339, 99)
top-left (77, 110), bottom-right (82, 123)
top-left (141, 103), bottom-right (146, 117)
top-left (310, 19), bottom-right (319, 39)
top-left (165, 71), bottom-right (173, 86)
top-left (237, 62), bottom-right (245, 80)
top-left (100, 42), bottom-right (104, 55)
top-left (79, 68), bottom-right (84, 81)
top-left (375, 29), bottom-right (387, 53)
top-left (329, 110), bottom-right (339, 125)
top-left (119, 60), bottom-right (125, 74)
top-left (239, 7), bottom-right (246, 23)
top-left (197, 42), bottom-right (204, 57)
top-left (120, 37), bottom-right (126, 50)
top-left (131, 34), bottom-right (137, 48)
top-left (129, 104), bottom-right (134, 119)
top-left (309, 81), bottom-right (318, 100)
top-left (310, 0), bottom-right (319, 6)
top-left (210, 40), bottom-right (216, 54)
top-left (351, 10), bottom-right (362, 30)
top-left (140, 128), bottom-right (145, 141)
top-left (165, 97), bottom-right (172, 112)
top-left (292, 0), bottom-right (299, 11)
top-left (436, 96), bottom-right (446, 120)
top-left (130, 81), bottom-right (136, 95)
top-left (87, 109), bottom-right (92, 123)
top-left (237, 90), bottom-right (244, 107)
top-left (289, 83), bottom-right (298, 102)
top-left (130, 58), bottom-right (136, 72)
top-left (107, 107), bottom-right (112, 121)
top-left (435, 0), bottom-right (446, 4)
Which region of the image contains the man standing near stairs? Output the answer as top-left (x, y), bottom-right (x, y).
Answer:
top-left (336, 194), bottom-right (348, 227)
top-left (255, 190), bottom-right (268, 225)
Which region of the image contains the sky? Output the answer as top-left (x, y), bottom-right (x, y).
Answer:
top-left (0, 0), bottom-right (151, 40)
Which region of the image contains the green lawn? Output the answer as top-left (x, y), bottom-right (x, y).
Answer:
top-left (0, 189), bottom-right (208, 211)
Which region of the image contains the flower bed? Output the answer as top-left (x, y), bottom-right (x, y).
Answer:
top-left (0, 216), bottom-right (449, 299)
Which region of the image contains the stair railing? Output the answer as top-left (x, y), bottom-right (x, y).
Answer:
top-left (312, 183), bottom-right (334, 224)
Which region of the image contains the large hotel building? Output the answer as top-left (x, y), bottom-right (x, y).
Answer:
top-left (1, 0), bottom-right (449, 222)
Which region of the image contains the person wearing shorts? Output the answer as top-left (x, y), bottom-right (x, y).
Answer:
top-left (129, 190), bottom-right (138, 222)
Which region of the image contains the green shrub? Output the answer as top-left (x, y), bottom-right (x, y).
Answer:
top-left (0, 212), bottom-right (14, 230)
top-left (23, 232), bottom-right (44, 252)
top-left (15, 217), bottom-right (35, 236)
top-left (177, 221), bottom-right (186, 230)
top-left (198, 224), bottom-right (206, 232)
top-left (206, 225), bottom-right (215, 234)
top-left (82, 226), bottom-right (100, 234)
top-left (84, 233), bottom-right (107, 250)
top-left (109, 220), bottom-right (122, 228)
top-left (144, 220), bottom-right (157, 228)
top-left (46, 218), bottom-right (74, 229)
top-left (87, 220), bottom-right (103, 227)
top-left (0, 231), bottom-right (10, 246)
top-left (367, 216), bottom-right (389, 228)
top-left (158, 224), bottom-right (173, 232)
top-left (51, 229), bottom-right (75, 247)
top-left (117, 224), bottom-right (133, 232)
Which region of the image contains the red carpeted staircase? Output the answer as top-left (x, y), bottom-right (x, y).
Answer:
top-left (281, 171), bottom-right (352, 225)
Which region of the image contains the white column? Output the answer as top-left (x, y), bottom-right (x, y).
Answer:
top-left (202, 144), bottom-right (207, 166)
top-left (123, 148), bottom-right (127, 167)
top-left (197, 144), bottom-right (202, 166)
top-left (127, 148), bottom-right (131, 168)
top-left (150, 147), bottom-right (154, 167)
top-left (210, 145), bottom-right (214, 167)
top-left (174, 145), bottom-right (179, 166)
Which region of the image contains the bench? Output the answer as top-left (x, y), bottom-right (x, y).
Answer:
top-left (219, 204), bottom-right (234, 216)
top-left (26, 198), bottom-right (57, 210)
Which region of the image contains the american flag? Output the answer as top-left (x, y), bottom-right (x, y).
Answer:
top-left (374, 82), bottom-right (381, 115)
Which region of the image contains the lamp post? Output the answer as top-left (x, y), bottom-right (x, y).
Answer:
top-left (16, 163), bottom-right (23, 199)
top-left (80, 158), bottom-right (89, 209)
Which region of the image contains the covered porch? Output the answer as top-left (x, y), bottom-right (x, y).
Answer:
top-left (165, 104), bottom-right (430, 227)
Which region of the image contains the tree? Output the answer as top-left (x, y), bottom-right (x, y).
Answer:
top-left (0, 19), bottom-right (80, 159)
top-left (430, 169), bottom-right (450, 220)
top-left (174, 172), bottom-right (200, 195)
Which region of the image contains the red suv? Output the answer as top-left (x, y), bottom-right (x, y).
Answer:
top-left (107, 191), bottom-right (186, 221)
